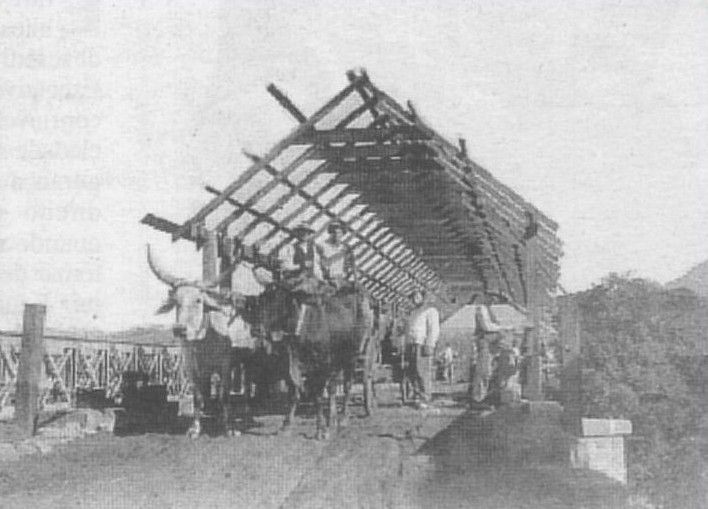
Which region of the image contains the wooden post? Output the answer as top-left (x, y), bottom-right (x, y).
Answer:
top-left (524, 214), bottom-right (544, 401)
top-left (15, 303), bottom-right (46, 435)
top-left (219, 235), bottom-right (233, 291)
top-left (202, 229), bottom-right (218, 282)
top-left (559, 295), bottom-right (583, 433)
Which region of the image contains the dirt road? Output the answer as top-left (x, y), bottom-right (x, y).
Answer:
top-left (0, 385), bottom-right (629, 509)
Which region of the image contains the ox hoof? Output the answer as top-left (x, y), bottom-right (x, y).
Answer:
top-left (226, 429), bottom-right (241, 437)
top-left (187, 429), bottom-right (201, 440)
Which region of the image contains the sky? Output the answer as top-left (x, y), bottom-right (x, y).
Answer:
top-left (1, 0), bottom-right (706, 331)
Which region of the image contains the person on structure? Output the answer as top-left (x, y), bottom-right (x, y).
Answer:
top-left (468, 293), bottom-right (513, 409)
top-left (278, 225), bottom-right (323, 336)
top-left (405, 290), bottom-right (440, 409)
top-left (319, 221), bottom-right (355, 292)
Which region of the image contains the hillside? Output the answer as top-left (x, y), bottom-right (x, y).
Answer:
top-left (666, 259), bottom-right (708, 297)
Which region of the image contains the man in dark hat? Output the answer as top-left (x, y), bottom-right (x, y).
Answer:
top-left (279, 224), bottom-right (322, 289)
top-left (278, 224), bottom-right (323, 337)
top-left (320, 220), bottom-right (355, 291)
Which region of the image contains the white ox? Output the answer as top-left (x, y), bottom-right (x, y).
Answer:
top-left (147, 245), bottom-right (251, 438)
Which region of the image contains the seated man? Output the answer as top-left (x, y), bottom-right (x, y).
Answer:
top-left (319, 221), bottom-right (355, 292)
top-left (278, 225), bottom-right (324, 337)
top-left (279, 225), bottom-right (323, 293)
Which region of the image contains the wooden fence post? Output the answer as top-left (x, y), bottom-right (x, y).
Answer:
top-left (15, 303), bottom-right (46, 436)
top-left (524, 215), bottom-right (544, 401)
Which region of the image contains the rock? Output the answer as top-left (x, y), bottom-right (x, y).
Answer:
top-left (0, 443), bottom-right (20, 462)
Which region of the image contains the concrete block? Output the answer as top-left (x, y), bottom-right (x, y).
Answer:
top-left (581, 418), bottom-right (632, 436)
top-left (0, 443), bottom-right (20, 462)
top-left (571, 436), bottom-right (627, 484)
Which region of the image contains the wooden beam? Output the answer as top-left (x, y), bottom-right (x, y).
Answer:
top-left (267, 83), bottom-right (307, 124)
top-left (172, 76), bottom-right (364, 241)
top-left (294, 126), bottom-right (429, 145)
top-left (307, 143), bottom-right (431, 161)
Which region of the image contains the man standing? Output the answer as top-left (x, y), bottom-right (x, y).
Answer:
top-left (405, 290), bottom-right (440, 409)
top-left (468, 293), bottom-right (511, 408)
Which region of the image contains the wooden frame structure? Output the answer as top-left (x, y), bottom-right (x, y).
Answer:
top-left (142, 70), bottom-right (562, 318)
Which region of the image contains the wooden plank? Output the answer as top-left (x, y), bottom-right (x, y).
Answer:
top-left (140, 213), bottom-right (181, 236)
top-left (172, 76), bottom-right (364, 241)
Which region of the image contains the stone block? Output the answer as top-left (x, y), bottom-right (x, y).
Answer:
top-left (581, 418), bottom-right (632, 436)
top-left (571, 436), bottom-right (627, 484)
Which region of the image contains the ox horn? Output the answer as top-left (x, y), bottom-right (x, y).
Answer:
top-left (146, 244), bottom-right (184, 287)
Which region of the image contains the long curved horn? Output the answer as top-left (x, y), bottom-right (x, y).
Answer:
top-left (146, 244), bottom-right (184, 287)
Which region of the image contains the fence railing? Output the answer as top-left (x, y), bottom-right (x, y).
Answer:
top-left (0, 332), bottom-right (186, 411)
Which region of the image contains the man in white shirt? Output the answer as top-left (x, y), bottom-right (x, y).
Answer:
top-left (405, 290), bottom-right (440, 408)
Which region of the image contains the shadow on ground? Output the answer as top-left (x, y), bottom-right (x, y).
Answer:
top-left (414, 404), bottom-right (630, 509)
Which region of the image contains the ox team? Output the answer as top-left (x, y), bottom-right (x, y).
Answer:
top-left (148, 220), bottom-right (444, 438)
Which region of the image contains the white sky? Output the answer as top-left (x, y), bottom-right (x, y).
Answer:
top-left (1, 0), bottom-right (706, 331)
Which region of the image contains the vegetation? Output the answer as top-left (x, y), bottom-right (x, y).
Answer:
top-left (575, 274), bottom-right (708, 509)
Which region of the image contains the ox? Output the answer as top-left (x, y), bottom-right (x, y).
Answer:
top-left (147, 245), bottom-right (249, 438)
top-left (251, 280), bottom-right (374, 439)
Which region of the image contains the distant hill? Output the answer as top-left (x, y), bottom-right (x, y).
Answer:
top-left (666, 259), bottom-right (708, 297)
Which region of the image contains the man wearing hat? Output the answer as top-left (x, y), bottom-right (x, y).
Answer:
top-left (278, 224), bottom-right (323, 337)
top-left (279, 224), bottom-right (322, 290)
top-left (319, 221), bottom-right (355, 291)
